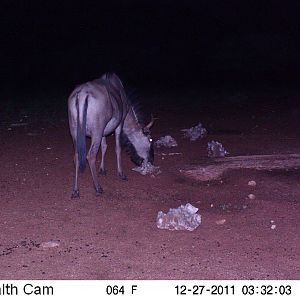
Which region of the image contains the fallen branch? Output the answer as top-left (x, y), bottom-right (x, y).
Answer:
top-left (182, 154), bottom-right (300, 181)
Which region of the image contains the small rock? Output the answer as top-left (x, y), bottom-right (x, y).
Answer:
top-left (157, 203), bottom-right (201, 231)
top-left (207, 141), bottom-right (229, 158)
top-left (155, 135), bottom-right (178, 148)
top-left (216, 219), bottom-right (226, 225)
top-left (40, 241), bottom-right (60, 249)
top-left (132, 161), bottom-right (161, 176)
top-left (271, 224), bottom-right (276, 230)
top-left (248, 194), bottom-right (256, 200)
top-left (181, 123), bottom-right (207, 141)
top-left (248, 180), bottom-right (257, 186)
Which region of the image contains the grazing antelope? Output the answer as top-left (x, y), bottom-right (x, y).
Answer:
top-left (68, 73), bottom-right (154, 198)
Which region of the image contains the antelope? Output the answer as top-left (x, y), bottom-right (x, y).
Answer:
top-left (68, 73), bottom-right (154, 198)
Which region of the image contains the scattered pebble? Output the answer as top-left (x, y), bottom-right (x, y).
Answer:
top-left (270, 220), bottom-right (276, 229)
top-left (248, 180), bottom-right (257, 186)
top-left (216, 219), bottom-right (226, 225)
top-left (40, 241), bottom-right (60, 249)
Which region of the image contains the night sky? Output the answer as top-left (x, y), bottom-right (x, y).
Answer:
top-left (2, 0), bottom-right (300, 93)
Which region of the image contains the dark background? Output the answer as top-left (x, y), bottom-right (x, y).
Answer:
top-left (1, 0), bottom-right (300, 96)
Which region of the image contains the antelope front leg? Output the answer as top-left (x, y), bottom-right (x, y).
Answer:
top-left (115, 126), bottom-right (127, 180)
top-left (99, 136), bottom-right (107, 175)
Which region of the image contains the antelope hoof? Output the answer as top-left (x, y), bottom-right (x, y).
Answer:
top-left (95, 187), bottom-right (103, 196)
top-left (118, 172), bottom-right (128, 181)
top-left (99, 168), bottom-right (107, 176)
top-left (71, 190), bottom-right (80, 199)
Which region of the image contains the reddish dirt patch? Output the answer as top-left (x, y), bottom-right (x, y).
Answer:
top-left (0, 94), bottom-right (299, 279)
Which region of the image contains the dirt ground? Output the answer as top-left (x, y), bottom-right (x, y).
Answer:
top-left (0, 90), bottom-right (299, 279)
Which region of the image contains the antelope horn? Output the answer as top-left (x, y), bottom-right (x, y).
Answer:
top-left (145, 114), bottom-right (155, 130)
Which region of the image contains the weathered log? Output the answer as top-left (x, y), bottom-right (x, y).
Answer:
top-left (182, 154), bottom-right (300, 181)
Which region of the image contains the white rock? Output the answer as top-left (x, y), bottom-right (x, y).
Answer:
top-left (155, 135), bottom-right (178, 148)
top-left (181, 123), bottom-right (207, 141)
top-left (207, 140), bottom-right (229, 157)
top-left (157, 203), bottom-right (201, 231)
top-left (248, 180), bottom-right (257, 186)
top-left (132, 161), bottom-right (161, 176)
top-left (40, 241), bottom-right (60, 249)
top-left (216, 219), bottom-right (226, 225)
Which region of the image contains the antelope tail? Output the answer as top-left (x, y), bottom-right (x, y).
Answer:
top-left (76, 94), bottom-right (88, 172)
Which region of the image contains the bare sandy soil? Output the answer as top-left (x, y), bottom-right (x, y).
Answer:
top-left (0, 91), bottom-right (299, 279)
